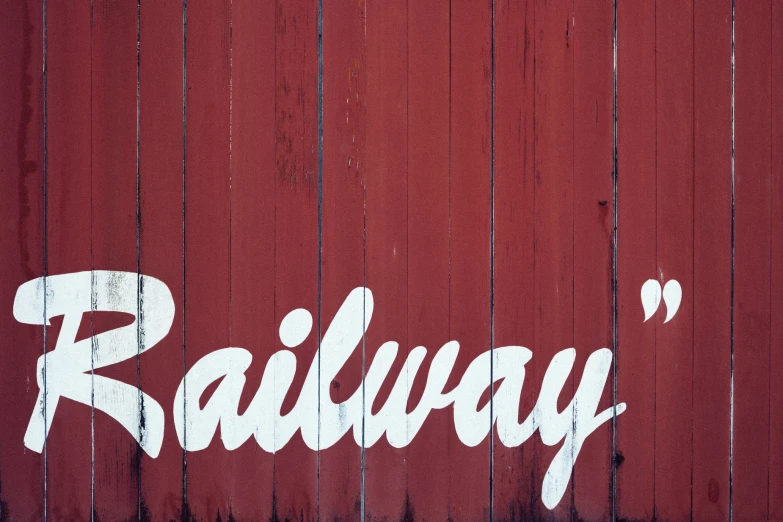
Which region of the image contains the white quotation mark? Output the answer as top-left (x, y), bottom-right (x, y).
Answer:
top-left (641, 279), bottom-right (682, 323)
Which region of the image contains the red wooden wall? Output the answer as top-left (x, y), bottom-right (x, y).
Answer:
top-left (0, 0), bottom-right (781, 520)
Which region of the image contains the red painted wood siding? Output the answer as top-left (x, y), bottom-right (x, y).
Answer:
top-left (1, 1), bottom-right (780, 521)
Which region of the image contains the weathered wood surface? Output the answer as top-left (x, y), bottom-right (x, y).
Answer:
top-left (0, 1), bottom-right (781, 520)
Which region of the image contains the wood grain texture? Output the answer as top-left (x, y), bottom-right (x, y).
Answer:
top-left (693, 1), bottom-right (731, 519)
top-left (320, 0), bottom-right (366, 518)
top-left (183, 0), bottom-right (232, 519)
top-left (228, 0), bottom-right (276, 519)
top-left (770, 2), bottom-right (783, 518)
top-left (449, 0), bottom-right (492, 519)
top-left (44, 1), bottom-right (94, 518)
top-left (364, 0), bottom-right (408, 520)
top-left (654, 1), bottom-right (694, 519)
top-left (572, 0), bottom-right (614, 519)
top-left (0, 0), bottom-right (44, 519)
top-left (138, 0), bottom-right (185, 519)
top-left (616, 0), bottom-right (657, 517)
top-left (733, 1), bottom-right (772, 520)
top-left (272, 0), bottom-right (320, 520)
top-left (90, 0), bottom-right (140, 517)
top-left (492, 0), bottom-right (536, 518)
top-left (0, 2), bottom-right (781, 521)
top-left (405, 2), bottom-right (452, 521)
top-left (532, 0), bottom-right (574, 518)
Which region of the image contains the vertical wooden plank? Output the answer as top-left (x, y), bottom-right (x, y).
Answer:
top-left (449, 0), bottom-right (491, 519)
top-left (138, 0), bottom-right (185, 519)
top-left (273, 0), bottom-right (320, 518)
top-left (90, 0), bottom-right (140, 518)
top-left (615, 0), bottom-right (657, 516)
top-left (227, 0), bottom-right (276, 519)
top-left (0, 0), bottom-right (45, 518)
top-left (532, 0), bottom-right (574, 518)
top-left (572, 0), bottom-right (614, 519)
top-left (320, 0), bottom-right (366, 517)
top-left (692, 0), bottom-right (731, 519)
top-left (654, 1), bottom-right (694, 520)
top-left (492, 0), bottom-right (536, 518)
top-left (45, 0), bottom-right (94, 518)
top-left (184, 0), bottom-right (231, 519)
top-left (364, 0), bottom-right (408, 520)
top-left (769, 2), bottom-right (783, 518)
top-left (733, 0), bottom-right (772, 519)
top-left (405, 1), bottom-right (451, 520)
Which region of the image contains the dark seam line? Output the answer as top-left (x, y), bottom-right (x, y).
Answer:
top-left (447, 0), bottom-right (453, 517)
top-left (42, 0), bottom-right (49, 517)
top-left (570, 2), bottom-right (576, 518)
top-left (653, 0), bottom-right (658, 517)
top-left (690, 2), bottom-right (696, 520)
top-left (316, 0), bottom-right (323, 517)
top-left (363, 3), bottom-right (372, 515)
top-left (489, 0), bottom-right (495, 519)
top-left (89, 0), bottom-right (95, 518)
top-left (530, 0), bottom-right (536, 515)
top-left (181, 0), bottom-right (188, 517)
top-left (408, 0), bottom-right (416, 510)
top-left (729, 0), bottom-right (735, 519)
top-left (767, 2), bottom-right (774, 520)
top-left (689, 2), bottom-right (696, 522)
top-left (271, 0), bottom-right (279, 518)
top-left (361, 190), bottom-right (367, 522)
top-left (227, 1), bottom-right (234, 514)
top-left (611, 0), bottom-right (619, 518)
top-left (228, 0), bottom-right (233, 396)
top-left (136, 0), bottom-right (143, 519)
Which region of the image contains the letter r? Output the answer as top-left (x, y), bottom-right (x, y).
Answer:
top-left (13, 270), bottom-right (174, 458)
